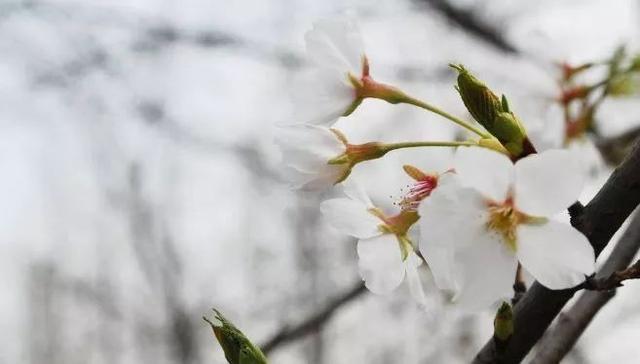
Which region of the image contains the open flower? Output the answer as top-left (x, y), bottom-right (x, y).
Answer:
top-left (298, 17), bottom-right (407, 126)
top-left (299, 17), bottom-right (366, 125)
top-left (275, 125), bottom-right (389, 190)
top-left (275, 124), bottom-right (347, 189)
top-left (320, 181), bottom-right (427, 306)
top-left (418, 147), bottom-right (595, 310)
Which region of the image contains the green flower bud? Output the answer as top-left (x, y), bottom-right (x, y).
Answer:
top-left (630, 54), bottom-right (640, 72)
top-left (492, 112), bottom-right (527, 157)
top-left (451, 64), bottom-right (502, 129)
top-left (608, 74), bottom-right (639, 97)
top-left (451, 64), bottom-right (532, 158)
top-left (204, 309), bottom-right (268, 364)
top-left (493, 301), bottom-right (514, 342)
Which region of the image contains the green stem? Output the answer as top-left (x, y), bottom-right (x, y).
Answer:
top-left (379, 140), bottom-right (478, 154)
top-left (399, 95), bottom-right (491, 138)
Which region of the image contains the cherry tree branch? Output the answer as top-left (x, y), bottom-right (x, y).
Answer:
top-left (531, 211), bottom-right (640, 363)
top-left (260, 282), bottom-right (366, 355)
top-left (473, 138), bottom-right (640, 364)
top-left (417, 0), bottom-right (518, 54)
top-left (595, 125), bottom-right (640, 166)
top-left (584, 259), bottom-right (640, 291)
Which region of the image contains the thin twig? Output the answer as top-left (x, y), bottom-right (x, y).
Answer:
top-left (511, 264), bottom-right (527, 306)
top-left (260, 282), bottom-right (367, 355)
top-left (583, 259), bottom-right (640, 291)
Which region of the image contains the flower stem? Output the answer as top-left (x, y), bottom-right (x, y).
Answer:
top-left (379, 140), bottom-right (478, 154)
top-left (399, 94), bottom-right (491, 138)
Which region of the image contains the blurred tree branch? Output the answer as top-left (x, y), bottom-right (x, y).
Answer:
top-left (531, 210), bottom-right (640, 363)
top-left (260, 282), bottom-right (366, 355)
top-left (416, 0), bottom-right (518, 54)
top-left (474, 138), bottom-right (640, 364)
top-left (595, 125), bottom-right (640, 165)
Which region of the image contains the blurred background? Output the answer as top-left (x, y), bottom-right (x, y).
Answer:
top-left (2, 0), bottom-right (640, 363)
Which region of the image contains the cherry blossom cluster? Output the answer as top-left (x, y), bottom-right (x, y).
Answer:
top-left (275, 17), bottom-right (596, 312)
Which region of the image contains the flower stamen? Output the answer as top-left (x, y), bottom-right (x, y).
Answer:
top-left (486, 198), bottom-right (526, 252)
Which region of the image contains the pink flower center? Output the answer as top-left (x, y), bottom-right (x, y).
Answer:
top-left (400, 175), bottom-right (438, 211)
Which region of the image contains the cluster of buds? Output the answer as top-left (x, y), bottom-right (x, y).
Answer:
top-left (555, 47), bottom-right (640, 144)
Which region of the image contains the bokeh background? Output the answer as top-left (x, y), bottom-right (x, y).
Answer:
top-left (2, 1), bottom-right (640, 363)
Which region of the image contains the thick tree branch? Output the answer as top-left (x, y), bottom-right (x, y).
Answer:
top-left (473, 139), bottom-right (640, 364)
top-left (531, 211), bottom-right (640, 363)
top-left (260, 282), bottom-right (366, 355)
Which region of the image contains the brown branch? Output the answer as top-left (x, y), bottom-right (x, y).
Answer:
top-left (531, 210), bottom-right (640, 363)
top-left (511, 264), bottom-right (527, 306)
top-left (584, 259), bottom-right (640, 291)
top-left (260, 282), bottom-right (366, 355)
top-left (473, 138), bottom-right (640, 364)
top-left (595, 125), bottom-right (640, 166)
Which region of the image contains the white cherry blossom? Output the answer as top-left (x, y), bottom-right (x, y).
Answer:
top-left (275, 125), bottom-right (394, 190)
top-left (418, 147), bottom-right (595, 311)
top-left (298, 17), bottom-right (366, 126)
top-left (320, 181), bottom-right (427, 306)
top-left (274, 124), bottom-right (347, 190)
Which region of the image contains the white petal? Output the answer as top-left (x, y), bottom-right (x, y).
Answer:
top-left (418, 174), bottom-right (489, 250)
top-left (305, 17), bottom-right (364, 74)
top-left (516, 220), bottom-right (594, 290)
top-left (453, 234), bottom-right (518, 311)
top-left (274, 124), bottom-right (344, 172)
top-left (454, 147), bottom-right (514, 202)
top-left (405, 253), bottom-right (428, 308)
top-left (514, 149), bottom-right (585, 216)
top-left (357, 234), bottom-right (405, 294)
top-left (275, 124), bottom-right (347, 189)
top-left (341, 178), bottom-right (374, 208)
top-left (292, 68), bottom-right (355, 125)
top-left (283, 164), bottom-right (345, 190)
top-left (320, 198), bottom-right (381, 239)
top-left (422, 244), bottom-right (457, 292)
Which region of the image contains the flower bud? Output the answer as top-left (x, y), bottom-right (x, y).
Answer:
top-left (492, 112), bottom-right (527, 157)
top-left (560, 62), bottom-right (593, 81)
top-left (204, 309), bottom-right (268, 364)
top-left (493, 301), bottom-right (514, 342)
top-left (608, 74), bottom-right (639, 97)
top-left (630, 54), bottom-right (640, 72)
top-left (451, 64), bottom-right (502, 129)
top-left (452, 64), bottom-right (531, 158)
top-left (478, 137), bottom-right (509, 155)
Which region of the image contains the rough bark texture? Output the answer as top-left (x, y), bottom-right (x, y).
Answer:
top-left (473, 139), bottom-right (640, 364)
